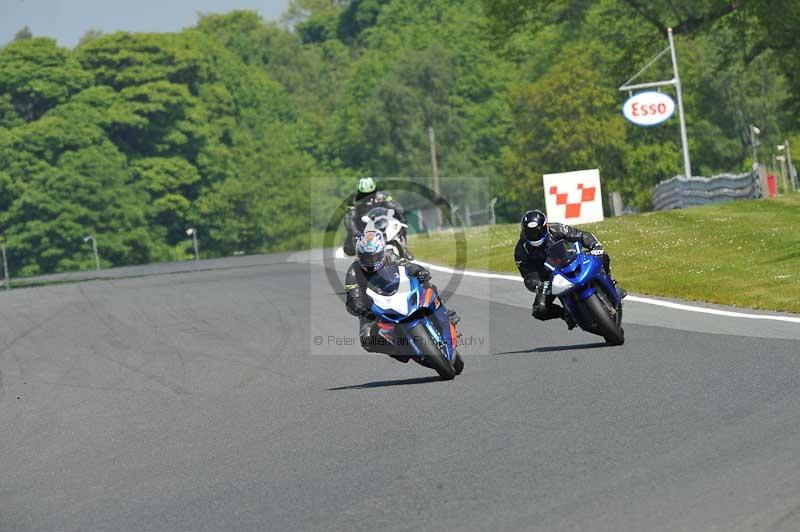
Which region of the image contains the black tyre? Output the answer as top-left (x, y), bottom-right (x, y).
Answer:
top-left (453, 353), bottom-right (464, 375)
top-left (407, 322), bottom-right (456, 380)
top-left (582, 293), bottom-right (625, 345)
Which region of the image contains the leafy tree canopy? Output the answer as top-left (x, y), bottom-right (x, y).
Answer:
top-left (0, 0), bottom-right (797, 274)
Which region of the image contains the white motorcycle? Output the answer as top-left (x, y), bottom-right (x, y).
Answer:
top-left (360, 207), bottom-right (412, 259)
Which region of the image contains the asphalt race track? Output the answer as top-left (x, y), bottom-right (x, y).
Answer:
top-left (2, 251), bottom-right (800, 532)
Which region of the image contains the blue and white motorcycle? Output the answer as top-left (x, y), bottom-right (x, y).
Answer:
top-left (366, 264), bottom-right (463, 380)
top-left (544, 240), bottom-right (625, 345)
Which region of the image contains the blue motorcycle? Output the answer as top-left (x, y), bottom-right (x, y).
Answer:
top-left (544, 240), bottom-right (625, 345)
top-left (366, 264), bottom-right (463, 380)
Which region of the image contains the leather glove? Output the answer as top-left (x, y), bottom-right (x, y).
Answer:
top-left (416, 270), bottom-right (431, 283)
top-left (540, 280), bottom-right (552, 295)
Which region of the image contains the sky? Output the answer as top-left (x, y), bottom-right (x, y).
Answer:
top-left (1, 0), bottom-right (290, 47)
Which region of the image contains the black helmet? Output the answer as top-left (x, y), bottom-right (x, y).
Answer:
top-left (520, 210), bottom-right (548, 247)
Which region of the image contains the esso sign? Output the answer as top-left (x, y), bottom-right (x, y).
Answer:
top-left (622, 91), bottom-right (675, 127)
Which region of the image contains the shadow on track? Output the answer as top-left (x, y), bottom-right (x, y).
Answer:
top-left (328, 375), bottom-right (442, 390)
top-left (493, 342), bottom-right (609, 355)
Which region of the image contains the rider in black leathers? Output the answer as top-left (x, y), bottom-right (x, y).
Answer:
top-left (514, 209), bottom-right (625, 329)
top-left (344, 230), bottom-right (431, 362)
top-left (344, 177), bottom-right (411, 257)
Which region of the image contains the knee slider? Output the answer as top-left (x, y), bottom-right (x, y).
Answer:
top-left (361, 335), bottom-right (380, 352)
top-left (524, 276), bottom-right (540, 292)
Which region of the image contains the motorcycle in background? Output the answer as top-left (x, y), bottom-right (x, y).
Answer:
top-left (360, 207), bottom-right (412, 259)
top-left (544, 240), bottom-right (625, 345)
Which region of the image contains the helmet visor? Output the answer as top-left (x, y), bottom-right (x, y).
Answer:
top-left (358, 248), bottom-right (385, 271)
top-left (522, 225), bottom-right (546, 245)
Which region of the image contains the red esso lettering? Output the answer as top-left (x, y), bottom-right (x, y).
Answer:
top-left (631, 103), bottom-right (639, 116)
top-left (658, 103), bottom-right (666, 114)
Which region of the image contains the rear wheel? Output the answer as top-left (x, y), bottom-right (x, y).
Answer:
top-left (583, 293), bottom-right (625, 345)
top-left (407, 323), bottom-right (456, 380)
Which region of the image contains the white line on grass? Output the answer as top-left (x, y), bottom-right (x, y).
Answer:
top-left (334, 247), bottom-right (799, 323)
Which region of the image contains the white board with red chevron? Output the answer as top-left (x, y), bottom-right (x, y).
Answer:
top-left (542, 168), bottom-right (604, 225)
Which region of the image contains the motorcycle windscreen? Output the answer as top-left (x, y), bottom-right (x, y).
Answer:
top-left (365, 207), bottom-right (391, 231)
top-left (367, 264), bottom-right (401, 296)
top-left (546, 240), bottom-right (578, 269)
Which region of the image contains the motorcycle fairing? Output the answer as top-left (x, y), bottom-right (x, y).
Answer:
top-left (545, 241), bottom-right (622, 330)
top-left (366, 265), bottom-right (457, 361)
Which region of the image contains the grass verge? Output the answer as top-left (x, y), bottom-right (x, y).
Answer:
top-left (411, 194), bottom-right (800, 313)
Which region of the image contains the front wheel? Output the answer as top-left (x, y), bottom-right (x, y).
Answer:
top-left (582, 293), bottom-right (625, 345)
top-left (407, 322), bottom-right (456, 380)
top-left (453, 353), bottom-right (464, 375)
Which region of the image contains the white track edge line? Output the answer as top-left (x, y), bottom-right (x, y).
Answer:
top-left (415, 260), bottom-right (800, 324)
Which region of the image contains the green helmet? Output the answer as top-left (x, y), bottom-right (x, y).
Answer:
top-left (357, 176), bottom-right (377, 194)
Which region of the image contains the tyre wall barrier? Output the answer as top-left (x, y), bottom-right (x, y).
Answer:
top-left (652, 172), bottom-right (759, 211)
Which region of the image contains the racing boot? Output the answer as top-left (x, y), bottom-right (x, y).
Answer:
top-left (531, 282), bottom-right (561, 320)
top-left (400, 236), bottom-right (415, 261)
top-left (447, 308), bottom-right (461, 326)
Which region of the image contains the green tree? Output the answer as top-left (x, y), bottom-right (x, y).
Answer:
top-left (501, 44), bottom-right (628, 212)
top-left (1, 140), bottom-right (152, 275)
top-left (77, 29), bottom-right (103, 48)
top-left (12, 27), bottom-right (33, 42)
top-left (0, 38), bottom-right (91, 121)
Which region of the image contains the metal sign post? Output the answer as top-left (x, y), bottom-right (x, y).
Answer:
top-left (186, 228), bottom-right (199, 261)
top-left (1, 242), bottom-right (9, 291)
top-left (619, 27), bottom-right (692, 179)
top-left (488, 197), bottom-right (498, 226)
top-left (781, 139), bottom-right (797, 191)
top-left (83, 235), bottom-right (100, 271)
top-left (750, 125), bottom-right (760, 164)
top-left (428, 127), bottom-right (443, 229)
